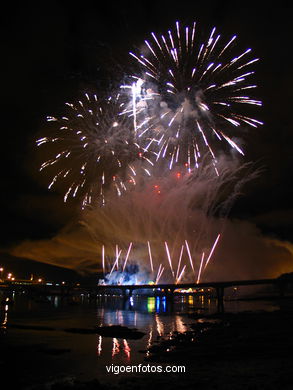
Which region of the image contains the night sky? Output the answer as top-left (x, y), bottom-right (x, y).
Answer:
top-left (1, 2), bottom-right (292, 277)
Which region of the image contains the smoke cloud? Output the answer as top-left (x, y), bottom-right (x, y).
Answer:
top-left (7, 158), bottom-right (293, 281)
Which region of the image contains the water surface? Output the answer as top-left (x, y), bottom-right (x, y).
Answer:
top-left (0, 290), bottom-right (280, 386)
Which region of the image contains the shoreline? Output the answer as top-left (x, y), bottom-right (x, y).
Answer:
top-left (1, 304), bottom-right (293, 389)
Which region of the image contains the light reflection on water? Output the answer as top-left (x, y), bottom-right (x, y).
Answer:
top-left (91, 296), bottom-right (191, 365)
top-left (0, 291), bottom-right (280, 382)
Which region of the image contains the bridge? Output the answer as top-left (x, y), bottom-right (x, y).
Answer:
top-left (96, 277), bottom-right (291, 312)
top-left (2, 276), bottom-right (292, 312)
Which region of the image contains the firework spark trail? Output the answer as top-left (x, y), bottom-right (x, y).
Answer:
top-left (102, 245), bottom-right (105, 276)
top-left (147, 241), bottom-right (154, 273)
top-left (155, 263), bottom-right (162, 283)
top-left (177, 264), bottom-right (186, 284)
top-left (115, 245), bottom-right (119, 270)
top-left (164, 241), bottom-right (175, 277)
top-left (175, 245), bottom-right (184, 280)
top-left (132, 82), bottom-right (138, 132)
top-left (197, 251), bottom-right (205, 284)
top-left (109, 249), bottom-right (122, 278)
top-left (204, 233), bottom-right (221, 270)
top-left (158, 266), bottom-right (165, 284)
top-left (155, 264), bottom-right (165, 284)
top-left (185, 240), bottom-right (195, 275)
top-left (122, 242), bottom-right (133, 271)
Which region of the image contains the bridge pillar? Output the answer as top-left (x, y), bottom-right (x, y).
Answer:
top-left (216, 286), bottom-right (225, 313)
top-left (276, 280), bottom-right (287, 298)
top-left (169, 287), bottom-right (176, 300)
top-left (122, 288), bottom-right (133, 300)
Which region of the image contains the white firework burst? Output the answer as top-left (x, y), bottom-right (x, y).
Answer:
top-left (37, 93), bottom-right (151, 207)
top-left (123, 21), bottom-right (263, 174)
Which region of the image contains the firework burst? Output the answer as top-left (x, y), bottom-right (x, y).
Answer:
top-left (34, 21), bottom-right (263, 284)
top-left (37, 93), bottom-right (151, 207)
top-left (125, 21), bottom-right (263, 173)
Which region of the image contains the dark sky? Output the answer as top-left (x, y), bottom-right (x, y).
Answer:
top-left (1, 1), bottom-right (292, 249)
